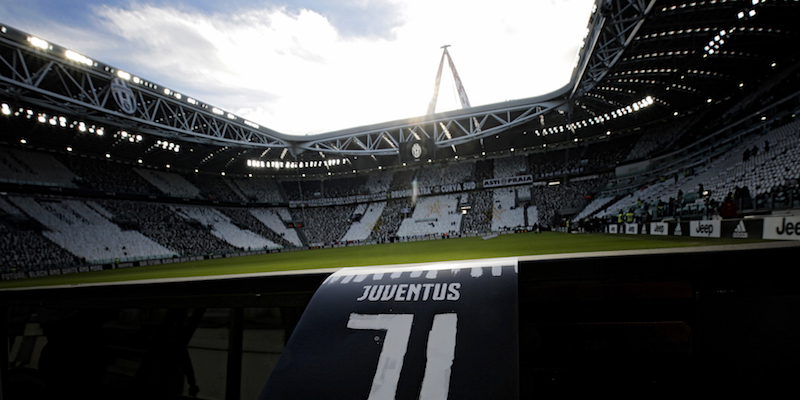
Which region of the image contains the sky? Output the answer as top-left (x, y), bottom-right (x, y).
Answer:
top-left (1, 0), bottom-right (596, 136)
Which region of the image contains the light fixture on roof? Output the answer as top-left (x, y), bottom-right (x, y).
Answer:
top-left (27, 36), bottom-right (51, 50)
top-left (65, 50), bottom-right (93, 66)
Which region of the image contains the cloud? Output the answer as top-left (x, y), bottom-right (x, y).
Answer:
top-left (4, 0), bottom-right (595, 135)
top-left (279, 0), bottom-right (408, 39)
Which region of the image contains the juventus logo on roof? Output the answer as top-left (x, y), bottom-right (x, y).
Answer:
top-left (111, 78), bottom-right (137, 115)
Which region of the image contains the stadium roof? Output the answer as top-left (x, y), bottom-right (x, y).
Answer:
top-left (2, 0), bottom-right (800, 177)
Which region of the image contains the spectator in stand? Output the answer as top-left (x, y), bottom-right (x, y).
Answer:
top-left (720, 192), bottom-right (738, 218)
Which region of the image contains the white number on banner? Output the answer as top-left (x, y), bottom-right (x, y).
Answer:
top-left (347, 313), bottom-right (458, 400)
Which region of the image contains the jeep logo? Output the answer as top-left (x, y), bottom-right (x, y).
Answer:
top-left (695, 223), bottom-right (714, 234)
top-left (776, 218), bottom-right (799, 236)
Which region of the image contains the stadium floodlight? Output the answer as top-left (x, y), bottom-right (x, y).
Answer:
top-left (19, 138), bottom-right (26, 144)
top-left (27, 36), bottom-right (51, 50)
top-left (116, 70), bottom-right (131, 80)
top-left (66, 146), bottom-right (73, 152)
top-left (1, 103), bottom-right (10, 115)
top-left (65, 50), bottom-right (93, 66)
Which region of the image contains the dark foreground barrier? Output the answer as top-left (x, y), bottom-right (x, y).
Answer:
top-left (1, 241), bottom-right (799, 399)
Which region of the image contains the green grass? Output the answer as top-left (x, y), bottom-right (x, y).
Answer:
top-left (0, 231), bottom-right (773, 289)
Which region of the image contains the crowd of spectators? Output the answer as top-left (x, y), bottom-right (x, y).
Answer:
top-left (490, 188), bottom-right (526, 231)
top-left (58, 155), bottom-right (162, 196)
top-left (291, 204), bottom-right (357, 246)
top-left (134, 169), bottom-right (201, 199)
top-left (460, 190), bottom-right (492, 234)
top-left (190, 175), bottom-right (246, 202)
top-left (340, 201), bottom-right (386, 242)
top-left (96, 199), bottom-right (238, 257)
top-left (8, 196), bottom-right (177, 263)
top-left (395, 194), bottom-right (462, 238)
top-left (493, 155), bottom-right (527, 178)
top-left (368, 199), bottom-right (412, 242)
top-left (0, 199), bottom-right (83, 272)
top-left (230, 177), bottom-right (285, 203)
top-left (172, 206), bottom-right (276, 251)
top-left (415, 161), bottom-right (476, 188)
top-left (2, 104), bottom-right (800, 277)
top-left (219, 208), bottom-right (295, 249)
top-left (249, 208), bottom-right (303, 247)
top-left (589, 118), bottom-right (800, 222)
top-left (530, 178), bottom-right (601, 228)
top-left (0, 148), bottom-right (78, 187)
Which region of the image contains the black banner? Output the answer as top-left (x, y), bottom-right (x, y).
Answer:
top-left (259, 258), bottom-right (519, 399)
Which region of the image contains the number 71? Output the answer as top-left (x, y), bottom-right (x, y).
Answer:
top-left (347, 313), bottom-right (458, 400)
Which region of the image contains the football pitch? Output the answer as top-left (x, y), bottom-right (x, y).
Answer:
top-left (0, 231), bottom-right (775, 290)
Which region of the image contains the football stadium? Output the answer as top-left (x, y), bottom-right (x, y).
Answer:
top-left (2, 0), bottom-right (800, 398)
